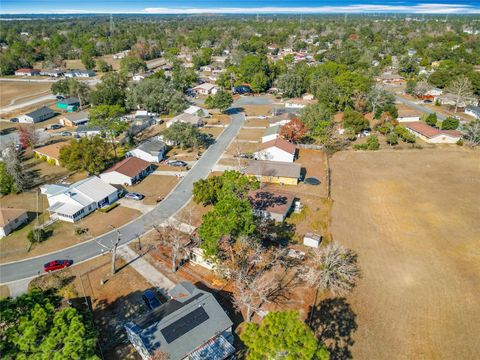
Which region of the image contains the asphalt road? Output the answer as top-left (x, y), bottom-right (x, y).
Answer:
top-left (394, 95), bottom-right (447, 120)
top-left (0, 110), bottom-right (246, 284)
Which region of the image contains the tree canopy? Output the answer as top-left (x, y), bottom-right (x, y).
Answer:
top-left (59, 136), bottom-right (114, 174)
top-left (241, 311), bottom-right (330, 360)
top-left (204, 90), bottom-right (233, 113)
top-left (162, 122), bottom-right (212, 149)
top-left (1, 288), bottom-right (99, 360)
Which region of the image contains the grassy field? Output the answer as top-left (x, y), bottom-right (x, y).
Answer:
top-left (124, 174), bottom-right (179, 205)
top-left (330, 148), bottom-right (480, 359)
top-left (0, 81), bottom-right (52, 107)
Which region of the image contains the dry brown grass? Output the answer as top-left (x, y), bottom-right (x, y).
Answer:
top-left (330, 148), bottom-right (480, 360)
top-left (244, 118), bottom-right (270, 127)
top-left (125, 175), bottom-right (179, 205)
top-left (200, 126), bottom-right (224, 139)
top-left (242, 104), bottom-right (273, 116)
top-left (237, 128), bottom-right (264, 141)
top-left (0, 81), bottom-right (52, 107)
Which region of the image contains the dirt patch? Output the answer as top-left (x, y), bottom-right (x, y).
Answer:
top-left (330, 148), bottom-right (480, 359)
top-left (242, 104), bottom-right (273, 116)
top-left (175, 200), bottom-right (212, 228)
top-left (124, 174), bottom-right (179, 205)
top-left (0, 284), bottom-right (10, 299)
top-left (0, 81), bottom-right (52, 107)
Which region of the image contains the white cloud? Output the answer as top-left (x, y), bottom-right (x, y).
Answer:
top-left (144, 4), bottom-right (480, 14)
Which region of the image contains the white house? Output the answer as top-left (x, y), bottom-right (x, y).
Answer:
top-left (285, 98), bottom-right (313, 109)
top-left (465, 106), bottom-right (480, 119)
top-left (75, 124), bottom-right (103, 137)
top-left (254, 138), bottom-right (296, 163)
top-left (41, 176), bottom-right (119, 223)
top-left (397, 107), bottom-right (421, 122)
top-left (183, 105), bottom-right (210, 118)
top-left (100, 157), bottom-right (153, 186)
top-left (403, 122), bottom-right (462, 144)
top-left (0, 208), bottom-right (28, 238)
top-left (112, 50), bottom-right (130, 59)
top-left (262, 125), bottom-right (281, 143)
top-left (166, 113), bottom-right (203, 128)
top-left (127, 137), bottom-right (167, 163)
top-left (192, 83), bottom-right (218, 95)
top-left (65, 69), bottom-right (96, 78)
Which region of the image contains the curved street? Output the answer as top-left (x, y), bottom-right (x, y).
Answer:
top-left (0, 110), bottom-right (246, 284)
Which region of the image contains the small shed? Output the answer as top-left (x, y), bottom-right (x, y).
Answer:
top-left (57, 97), bottom-right (80, 112)
top-left (303, 233), bottom-right (322, 248)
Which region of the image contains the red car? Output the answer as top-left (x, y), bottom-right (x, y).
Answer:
top-left (43, 260), bottom-right (73, 272)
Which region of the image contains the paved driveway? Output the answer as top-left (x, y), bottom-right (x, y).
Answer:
top-left (0, 110), bottom-right (246, 283)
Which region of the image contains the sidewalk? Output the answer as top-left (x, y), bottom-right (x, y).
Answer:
top-left (117, 246), bottom-right (174, 296)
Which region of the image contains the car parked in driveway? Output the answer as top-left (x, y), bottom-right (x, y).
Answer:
top-left (60, 131), bottom-right (72, 137)
top-left (142, 289), bottom-right (162, 310)
top-left (44, 260), bottom-right (73, 272)
top-left (50, 124), bottom-right (63, 130)
top-left (124, 192), bottom-right (144, 201)
top-left (10, 117), bottom-right (19, 122)
top-left (167, 160), bottom-right (187, 167)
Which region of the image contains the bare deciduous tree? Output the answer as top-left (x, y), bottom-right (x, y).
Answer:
top-left (150, 349), bottom-right (170, 360)
top-left (446, 76), bottom-right (475, 113)
top-left (306, 243), bottom-right (360, 324)
top-left (220, 237), bottom-right (294, 322)
top-left (462, 120), bottom-right (480, 147)
top-left (153, 224), bottom-right (189, 273)
top-left (413, 79), bottom-right (430, 98)
top-left (3, 143), bottom-right (30, 191)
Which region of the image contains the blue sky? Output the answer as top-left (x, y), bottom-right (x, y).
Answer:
top-left (1, 0), bottom-right (480, 14)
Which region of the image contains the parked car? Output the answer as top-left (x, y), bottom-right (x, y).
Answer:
top-left (10, 117), bottom-right (19, 123)
top-left (167, 160), bottom-right (187, 167)
top-left (234, 153), bottom-right (253, 159)
top-left (50, 124), bottom-right (62, 130)
top-left (142, 290), bottom-right (162, 310)
top-left (44, 260), bottom-right (73, 272)
top-left (125, 192), bottom-right (144, 201)
top-left (56, 95), bottom-right (65, 100)
top-left (60, 131), bottom-right (72, 137)
top-left (423, 99), bottom-right (433, 104)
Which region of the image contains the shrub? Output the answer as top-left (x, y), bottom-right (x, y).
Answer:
top-left (441, 117), bottom-right (459, 130)
top-left (425, 113), bottom-right (438, 127)
top-left (366, 135), bottom-right (380, 150)
top-left (47, 158), bottom-right (57, 166)
top-left (386, 132), bottom-right (399, 145)
top-left (41, 155), bottom-right (48, 162)
top-left (27, 228), bottom-right (49, 243)
top-left (98, 202), bottom-right (119, 213)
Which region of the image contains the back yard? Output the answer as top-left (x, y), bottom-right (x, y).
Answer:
top-left (330, 148), bottom-right (480, 359)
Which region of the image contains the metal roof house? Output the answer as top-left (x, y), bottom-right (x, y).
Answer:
top-left (41, 176), bottom-right (119, 222)
top-left (19, 106), bottom-right (55, 123)
top-left (125, 282), bottom-right (234, 360)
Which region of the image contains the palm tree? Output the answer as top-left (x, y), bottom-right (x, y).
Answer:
top-left (306, 243), bottom-right (360, 324)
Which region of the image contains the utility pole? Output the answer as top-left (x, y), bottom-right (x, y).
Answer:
top-left (109, 225), bottom-right (121, 275)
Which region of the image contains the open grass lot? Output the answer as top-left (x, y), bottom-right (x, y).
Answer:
top-left (125, 174), bottom-right (179, 205)
top-left (241, 104), bottom-right (273, 116)
top-left (244, 118), bottom-right (270, 127)
top-left (330, 148), bottom-right (480, 360)
top-left (237, 128), bottom-right (264, 141)
top-left (200, 126), bottom-right (224, 139)
top-left (0, 81), bottom-right (52, 107)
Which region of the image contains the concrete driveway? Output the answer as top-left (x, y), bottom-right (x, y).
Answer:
top-left (118, 198), bottom-right (155, 214)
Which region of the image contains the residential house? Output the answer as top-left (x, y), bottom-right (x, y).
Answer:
top-left (190, 247), bottom-right (217, 270)
top-left (437, 93), bottom-right (478, 111)
top-left (465, 105), bottom-right (480, 119)
top-left (377, 72), bottom-right (405, 85)
top-left (396, 106), bottom-right (421, 122)
top-left (14, 68), bottom-right (40, 76)
top-left (254, 138), bottom-right (296, 163)
top-left (248, 189), bottom-right (295, 222)
top-left (33, 141), bottom-right (69, 166)
top-left (133, 71), bottom-right (154, 81)
top-left (19, 106), bottom-right (55, 123)
top-left (125, 282), bottom-right (235, 360)
top-left (76, 124), bottom-right (103, 137)
top-left (244, 160), bottom-right (301, 185)
top-left (112, 50), bottom-right (130, 59)
top-left (420, 88), bottom-right (443, 100)
top-left (262, 125), bottom-right (281, 143)
top-left (166, 113), bottom-right (203, 128)
top-left (0, 208), bottom-right (28, 238)
top-left (192, 83), bottom-right (218, 95)
top-left (59, 111), bottom-right (89, 127)
top-left (269, 112), bottom-right (295, 127)
top-left (57, 97), bottom-right (80, 112)
top-left (403, 122), bottom-right (462, 144)
top-left (284, 98), bottom-right (314, 109)
top-left (184, 105), bottom-right (210, 118)
top-left (40, 69), bottom-right (64, 77)
top-left (99, 157), bottom-right (153, 186)
top-left (41, 176), bottom-right (119, 222)
top-left (127, 137), bottom-right (167, 163)
top-left (65, 69), bottom-right (96, 78)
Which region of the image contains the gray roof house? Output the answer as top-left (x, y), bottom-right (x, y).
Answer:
top-left (19, 106), bottom-right (55, 123)
top-left (60, 111), bottom-right (89, 127)
top-left (125, 282), bottom-right (234, 360)
top-left (127, 137), bottom-right (167, 163)
top-left (76, 124), bottom-right (103, 137)
top-left (465, 105), bottom-right (480, 119)
top-left (166, 113), bottom-right (203, 128)
top-left (262, 125), bottom-right (281, 143)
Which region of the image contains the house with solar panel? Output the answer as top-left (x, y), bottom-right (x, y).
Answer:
top-left (125, 282), bottom-right (235, 360)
